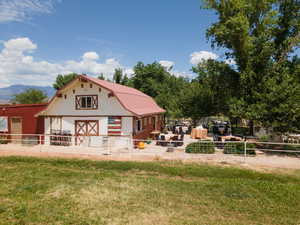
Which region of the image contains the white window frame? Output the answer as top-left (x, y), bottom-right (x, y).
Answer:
top-left (75, 95), bottom-right (98, 110)
top-left (0, 116), bottom-right (8, 132)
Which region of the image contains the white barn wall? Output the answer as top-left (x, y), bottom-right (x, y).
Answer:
top-left (45, 117), bottom-right (132, 136)
top-left (43, 80), bottom-right (134, 147)
top-left (44, 116), bottom-right (132, 148)
top-left (122, 117), bottom-right (133, 135)
top-left (45, 118), bottom-right (50, 134)
top-left (46, 81), bottom-right (132, 116)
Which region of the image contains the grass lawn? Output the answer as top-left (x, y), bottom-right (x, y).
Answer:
top-left (0, 157), bottom-right (300, 225)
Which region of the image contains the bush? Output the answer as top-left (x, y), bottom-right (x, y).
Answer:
top-left (223, 143), bottom-right (256, 155)
top-left (232, 127), bottom-right (250, 136)
top-left (255, 143), bottom-right (300, 157)
top-left (185, 141), bottom-right (215, 154)
top-left (259, 135), bottom-right (271, 142)
top-left (0, 136), bottom-right (9, 144)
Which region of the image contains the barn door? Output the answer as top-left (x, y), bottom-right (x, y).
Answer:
top-left (75, 120), bottom-right (99, 146)
top-left (11, 117), bottom-right (22, 143)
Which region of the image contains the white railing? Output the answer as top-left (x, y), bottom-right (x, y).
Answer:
top-left (0, 133), bottom-right (132, 150)
top-left (0, 134), bottom-right (299, 158)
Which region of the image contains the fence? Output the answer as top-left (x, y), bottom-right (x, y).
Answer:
top-left (131, 139), bottom-right (300, 158)
top-left (0, 133), bottom-right (132, 150)
top-left (0, 133), bottom-right (300, 159)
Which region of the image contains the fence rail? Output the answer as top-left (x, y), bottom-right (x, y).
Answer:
top-left (0, 133), bottom-right (299, 158)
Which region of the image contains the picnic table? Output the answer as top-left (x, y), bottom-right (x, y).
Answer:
top-left (159, 133), bottom-right (178, 141)
top-left (150, 130), bottom-right (161, 139)
top-left (219, 135), bottom-right (243, 142)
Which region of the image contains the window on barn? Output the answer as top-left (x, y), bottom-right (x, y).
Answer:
top-left (75, 95), bottom-right (98, 110)
top-left (0, 117), bottom-right (8, 132)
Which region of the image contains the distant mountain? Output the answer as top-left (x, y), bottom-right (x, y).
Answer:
top-left (0, 85), bottom-right (56, 102)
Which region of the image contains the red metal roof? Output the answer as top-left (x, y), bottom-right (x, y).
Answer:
top-left (85, 75), bottom-right (166, 116)
top-left (0, 103), bottom-right (48, 108)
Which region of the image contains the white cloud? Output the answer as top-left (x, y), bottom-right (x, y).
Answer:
top-left (0, 0), bottom-right (59, 23)
top-left (82, 52), bottom-right (99, 61)
top-left (4, 37), bottom-right (37, 51)
top-left (171, 71), bottom-right (193, 78)
top-left (124, 68), bottom-right (134, 76)
top-left (0, 37), bottom-right (129, 87)
top-left (225, 58), bottom-right (236, 65)
top-left (190, 51), bottom-right (218, 65)
top-left (159, 60), bottom-right (174, 70)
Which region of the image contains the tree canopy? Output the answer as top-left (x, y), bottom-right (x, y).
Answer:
top-left (53, 73), bottom-right (78, 90)
top-left (130, 62), bottom-right (189, 118)
top-left (12, 89), bottom-right (48, 104)
top-left (113, 68), bottom-right (130, 85)
top-left (203, 0), bottom-right (300, 133)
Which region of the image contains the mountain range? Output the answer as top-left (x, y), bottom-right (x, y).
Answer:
top-left (0, 85), bottom-right (56, 103)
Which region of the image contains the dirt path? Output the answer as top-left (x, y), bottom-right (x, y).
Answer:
top-left (0, 144), bottom-right (300, 173)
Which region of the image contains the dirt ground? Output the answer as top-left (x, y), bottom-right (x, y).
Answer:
top-left (0, 144), bottom-right (300, 173)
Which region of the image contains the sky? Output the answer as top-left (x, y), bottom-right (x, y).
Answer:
top-left (0, 0), bottom-right (227, 88)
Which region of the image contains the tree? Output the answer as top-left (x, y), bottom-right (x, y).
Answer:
top-left (131, 62), bottom-right (189, 118)
top-left (97, 73), bottom-right (105, 80)
top-left (113, 68), bottom-right (123, 84)
top-left (204, 0), bottom-right (300, 133)
top-left (53, 73), bottom-right (78, 90)
top-left (192, 59), bottom-right (240, 116)
top-left (131, 62), bottom-right (169, 98)
top-left (112, 68), bottom-right (130, 85)
top-left (12, 89), bottom-right (48, 104)
top-left (179, 82), bottom-right (214, 124)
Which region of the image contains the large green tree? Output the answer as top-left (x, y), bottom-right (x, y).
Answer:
top-left (191, 59), bottom-right (240, 116)
top-left (53, 73), bottom-right (78, 90)
top-left (204, 0), bottom-right (300, 133)
top-left (12, 89), bottom-right (48, 104)
top-left (113, 68), bottom-right (130, 85)
top-left (131, 62), bottom-right (189, 118)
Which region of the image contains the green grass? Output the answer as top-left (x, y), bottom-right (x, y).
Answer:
top-left (0, 157), bottom-right (300, 225)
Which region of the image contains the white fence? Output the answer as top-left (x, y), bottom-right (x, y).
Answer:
top-left (0, 134), bottom-right (299, 158)
top-left (0, 133), bottom-right (132, 150)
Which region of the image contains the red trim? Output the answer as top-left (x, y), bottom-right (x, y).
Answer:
top-left (108, 131), bottom-right (121, 134)
top-left (108, 126), bottom-right (121, 129)
top-left (75, 95), bottom-right (98, 110)
top-left (0, 103), bottom-right (48, 108)
top-left (75, 120), bottom-right (99, 136)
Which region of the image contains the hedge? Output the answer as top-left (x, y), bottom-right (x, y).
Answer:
top-left (185, 141), bottom-right (215, 154)
top-left (0, 136), bottom-right (8, 144)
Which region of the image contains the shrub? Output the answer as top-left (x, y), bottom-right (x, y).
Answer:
top-left (259, 135), bottom-right (271, 142)
top-left (0, 136), bottom-right (9, 144)
top-left (232, 127), bottom-right (250, 136)
top-left (223, 143), bottom-right (256, 155)
top-left (185, 141), bottom-right (215, 154)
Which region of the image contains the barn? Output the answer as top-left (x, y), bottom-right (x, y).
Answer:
top-left (0, 75), bottom-right (165, 146)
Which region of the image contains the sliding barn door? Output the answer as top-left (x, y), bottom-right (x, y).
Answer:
top-left (75, 120), bottom-right (99, 146)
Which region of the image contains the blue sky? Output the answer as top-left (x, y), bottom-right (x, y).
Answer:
top-left (0, 0), bottom-right (298, 87)
top-left (0, 0), bottom-right (224, 87)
